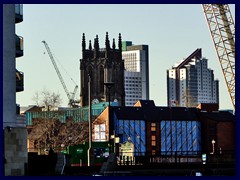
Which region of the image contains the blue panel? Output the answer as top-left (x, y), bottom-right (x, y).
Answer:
top-left (115, 118), bottom-right (146, 155)
top-left (160, 120), bottom-right (201, 155)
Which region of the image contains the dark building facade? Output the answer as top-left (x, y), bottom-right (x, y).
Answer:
top-left (80, 32), bottom-right (125, 107)
top-left (92, 100), bottom-right (235, 158)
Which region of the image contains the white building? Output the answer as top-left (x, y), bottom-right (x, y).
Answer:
top-left (122, 42), bottom-right (149, 106)
top-left (3, 4), bottom-right (27, 176)
top-left (167, 48), bottom-right (219, 107)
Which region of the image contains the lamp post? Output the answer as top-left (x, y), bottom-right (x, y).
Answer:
top-left (212, 139), bottom-right (216, 154)
top-left (88, 73), bottom-right (92, 166)
top-left (104, 82), bottom-right (114, 106)
top-left (104, 82), bottom-right (114, 153)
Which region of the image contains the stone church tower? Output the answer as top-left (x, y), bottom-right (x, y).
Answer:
top-left (80, 32), bottom-right (125, 107)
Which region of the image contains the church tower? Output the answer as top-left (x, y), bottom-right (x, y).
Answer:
top-left (80, 32), bottom-right (125, 107)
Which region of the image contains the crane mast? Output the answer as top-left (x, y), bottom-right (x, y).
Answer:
top-left (202, 4), bottom-right (235, 110)
top-left (42, 40), bottom-right (78, 107)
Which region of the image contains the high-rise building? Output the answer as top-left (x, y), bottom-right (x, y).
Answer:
top-left (3, 4), bottom-right (27, 175)
top-left (122, 41), bottom-right (149, 106)
top-left (167, 48), bottom-right (219, 107)
top-left (80, 32), bottom-right (125, 107)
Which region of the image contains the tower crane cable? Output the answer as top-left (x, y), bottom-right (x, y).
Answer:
top-left (42, 40), bottom-right (79, 107)
top-left (52, 52), bottom-right (78, 86)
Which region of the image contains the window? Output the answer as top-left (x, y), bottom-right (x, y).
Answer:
top-left (151, 123), bottom-right (156, 131)
top-left (151, 135), bottom-right (156, 146)
top-left (94, 124), bottom-right (106, 141)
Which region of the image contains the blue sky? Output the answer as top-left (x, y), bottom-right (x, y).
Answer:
top-left (16, 4), bottom-right (235, 109)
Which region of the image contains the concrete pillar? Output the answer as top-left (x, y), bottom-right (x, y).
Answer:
top-left (3, 4), bottom-right (28, 176)
top-left (3, 4), bottom-right (16, 128)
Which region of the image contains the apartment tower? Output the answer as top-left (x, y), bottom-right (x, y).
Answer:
top-left (167, 48), bottom-right (219, 107)
top-left (122, 41), bottom-right (149, 106)
top-left (3, 4), bottom-right (27, 175)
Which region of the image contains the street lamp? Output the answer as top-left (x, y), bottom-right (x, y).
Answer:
top-left (104, 82), bottom-right (114, 153)
top-left (212, 139), bottom-right (216, 154)
top-left (88, 73), bottom-right (92, 166)
top-left (104, 82), bottom-right (114, 106)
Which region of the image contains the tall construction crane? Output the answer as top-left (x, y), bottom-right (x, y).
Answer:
top-left (42, 40), bottom-right (79, 107)
top-left (202, 4), bottom-right (235, 110)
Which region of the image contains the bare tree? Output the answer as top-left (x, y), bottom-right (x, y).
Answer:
top-left (32, 91), bottom-right (40, 106)
top-left (32, 89), bottom-right (62, 111)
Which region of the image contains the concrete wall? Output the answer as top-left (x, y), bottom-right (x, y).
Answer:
top-left (3, 4), bottom-right (16, 128)
top-left (4, 128), bottom-right (28, 176)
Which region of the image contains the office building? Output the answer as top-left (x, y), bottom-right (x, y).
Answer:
top-left (167, 48), bottom-right (219, 107)
top-left (122, 41), bottom-right (149, 106)
top-left (92, 100), bottom-right (234, 157)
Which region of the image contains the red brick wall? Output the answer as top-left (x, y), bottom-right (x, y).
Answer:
top-left (217, 122), bottom-right (235, 151)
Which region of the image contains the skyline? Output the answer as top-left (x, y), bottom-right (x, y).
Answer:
top-left (15, 4), bottom-right (235, 110)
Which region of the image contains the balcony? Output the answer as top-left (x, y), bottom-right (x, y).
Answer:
top-left (16, 70), bottom-right (24, 92)
top-left (16, 35), bottom-right (24, 57)
top-left (16, 104), bottom-right (20, 114)
top-left (15, 4), bottom-right (23, 23)
top-left (16, 114), bottom-right (26, 127)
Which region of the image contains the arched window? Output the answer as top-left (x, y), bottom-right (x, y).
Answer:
top-left (99, 65), bottom-right (104, 94)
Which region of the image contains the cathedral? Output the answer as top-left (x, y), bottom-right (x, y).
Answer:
top-left (80, 32), bottom-right (125, 107)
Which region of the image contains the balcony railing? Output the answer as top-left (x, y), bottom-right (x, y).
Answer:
top-left (16, 70), bottom-right (24, 92)
top-left (16, 35), bottom-right (24, 57)
top-left (15, 4), bottom-right (23, 23)
top-left (16, 114), bottom-right (26, 127)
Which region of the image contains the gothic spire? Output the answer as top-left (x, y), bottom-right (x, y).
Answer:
top-left (112, 38), bottom-right (116, 50)
top-left (94, 35), bottom-right (99, 51)
top-left (105, 32), bottom-right (110, 50)
top-left (82, 33), bottom-right (86, 51)
top-left (89, 40), bottom-right (92, 51)
top-left (118, 33), bottom-right (122, 51)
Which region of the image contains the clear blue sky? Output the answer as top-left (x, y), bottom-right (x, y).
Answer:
top-left (16, 4), bottom-right (235, 110)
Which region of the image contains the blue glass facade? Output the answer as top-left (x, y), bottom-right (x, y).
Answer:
top-left (161, 120), bottom-right (201, 155)
top-left (114, 115), bottom-right (146, 155)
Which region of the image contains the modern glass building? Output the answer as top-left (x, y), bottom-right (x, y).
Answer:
top-left (115, 119), bottom-right (146, 155)
top-left (167, 48), bottom-right (219, 107)
top-left (160, 120), bottom-right (201, 155)
top-left (122, 41), bottom-right (149, 106)
top-left (110, 103), bottom-right (202, 156)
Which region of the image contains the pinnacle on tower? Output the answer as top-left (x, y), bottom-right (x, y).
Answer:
top-left (89, 40), bottom-right (92, 50)
top-left (94, 35), bottom-right (99, 51)
top-left (118, 33), bottom-right (122, 51)
top-left (112, 38), bottom-right (116, 50)
top-left (82, 33), bottom-right (86, 51)
top-left (105, 32), bottom-right (110, 50)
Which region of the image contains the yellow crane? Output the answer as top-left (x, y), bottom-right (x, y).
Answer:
top-left (202, 4), bottom-right (235, 110)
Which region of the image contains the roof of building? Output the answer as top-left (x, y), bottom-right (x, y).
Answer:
top-left (112, 105), bottom-right (199, 122)
top-left (20, 105), bottom-right (42, 114)
top-left (199, 111), bottom-right (235, 122)
top-left (173, 48), bottom-right (202, 69)
top-left (111, 100), bottom-right (234, 122)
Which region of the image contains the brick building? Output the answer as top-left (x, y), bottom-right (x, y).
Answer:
top-left (92, 100), bottom-right (235, 156)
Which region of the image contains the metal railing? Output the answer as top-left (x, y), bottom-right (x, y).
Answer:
top-left (16, 35), bottom-right (24, 51)
top-left (116, 150), bottom-right (235, 166)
